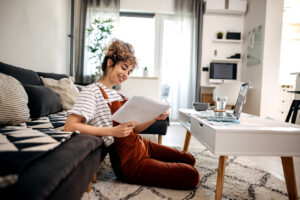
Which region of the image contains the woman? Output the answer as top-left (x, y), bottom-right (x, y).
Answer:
top-left (64, 39), bottom-right (199, 190)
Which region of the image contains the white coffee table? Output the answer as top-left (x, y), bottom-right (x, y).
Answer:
top-left (179, 109), bottom-right (300, 200)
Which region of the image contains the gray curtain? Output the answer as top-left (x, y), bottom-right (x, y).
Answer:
top-left (74, 0), bottom-right (88, 83)
top-left (74, 0), bottom-right (120, 83)
top-left (174, 0), bottom-right (204, 103)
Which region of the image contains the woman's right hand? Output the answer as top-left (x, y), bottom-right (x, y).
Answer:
top-left (111, 121), bottom-right (137, 138)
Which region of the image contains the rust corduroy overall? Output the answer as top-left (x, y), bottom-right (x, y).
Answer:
top-left (100, 87), bottom-right (199, 190)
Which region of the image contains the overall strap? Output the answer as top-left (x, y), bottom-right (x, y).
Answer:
top-left (98, 85), bottom-right (127, 102)
top-left (118, 92), bottom-right (127, 101)
top-left (99, 86), bottom-right (109, 100)
top-left (98, 86), bottom-right (114, 109)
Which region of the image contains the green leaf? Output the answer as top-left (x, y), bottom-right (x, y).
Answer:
top-left (86, 17), bottom-right (115, 78)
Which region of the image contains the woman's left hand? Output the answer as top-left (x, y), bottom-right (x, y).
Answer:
top-left (155, 111), bottom-right (169, 120)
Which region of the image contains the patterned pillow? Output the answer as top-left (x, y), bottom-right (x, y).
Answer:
top-left (0, 73), bottom-right (30, 125)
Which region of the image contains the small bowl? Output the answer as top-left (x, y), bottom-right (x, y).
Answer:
top-left (193, 102), bottom-right (209, 111)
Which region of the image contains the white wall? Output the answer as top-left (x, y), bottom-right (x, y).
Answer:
top-left (241, 0), bottom-right (266, 115)
top-left (0, 0), bottom-right (71, 74)
top-left (120, 0), bottom-right (174, 14)
top-left (242, 0), bottom-right (283, 118)
top-left (260, 0), bottom-right (283, 118)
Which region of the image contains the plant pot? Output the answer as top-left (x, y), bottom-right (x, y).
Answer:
top-left (143, 70), bottom-right (148, 77)
top-left (217, 35), bottom-right (223, 39)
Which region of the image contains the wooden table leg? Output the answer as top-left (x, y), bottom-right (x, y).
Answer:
top-left (85, 181), bottom-right (93, 192)
top-left (215, 156), bottom-right (227, 200)
top-left (183, 130), bottom-right (191, 152)
top-left (92, 172), bottom-right (97, 183)
top-left (158, 135), bottom-right (162, 144)
top-left (281, 157), bottom-right (299, 200)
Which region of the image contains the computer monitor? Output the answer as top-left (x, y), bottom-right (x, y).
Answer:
top-left (209, 62), bottom-right (237, 83)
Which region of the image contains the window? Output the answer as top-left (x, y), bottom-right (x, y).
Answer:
top-left (116, 13), bottom-right (155, 76)
top-left (114, 13), bottom-right (196, 120)
top-left (279, 0), bottom-right (300, 86)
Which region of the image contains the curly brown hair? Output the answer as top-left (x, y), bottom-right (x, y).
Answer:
top-left (101, 39), bottom-right (137, 76)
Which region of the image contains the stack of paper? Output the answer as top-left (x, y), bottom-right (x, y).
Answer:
top-left (112, 96), bottom-right (170, 124)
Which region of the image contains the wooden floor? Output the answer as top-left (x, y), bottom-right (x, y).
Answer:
top-left (161, 122), bottom-right (300, 193)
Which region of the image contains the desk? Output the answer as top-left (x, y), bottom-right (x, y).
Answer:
top-left (179, 109), bottom-right (300, 200)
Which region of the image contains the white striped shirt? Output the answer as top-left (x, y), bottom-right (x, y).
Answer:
top-left (68, 83), bottom-right (123, 146)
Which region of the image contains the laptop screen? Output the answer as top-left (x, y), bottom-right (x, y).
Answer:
top-left (232, 82), bottom-right (250, 119)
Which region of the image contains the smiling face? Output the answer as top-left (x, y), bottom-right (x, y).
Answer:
top-left (106, 59), bottom-right (134, 85)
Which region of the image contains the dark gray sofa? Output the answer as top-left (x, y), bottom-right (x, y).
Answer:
top-left (0, 62), bottom-right (105, 200)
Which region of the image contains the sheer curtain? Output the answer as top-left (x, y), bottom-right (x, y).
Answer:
top-left (75, 0), bottom-right (120, 83)
top-left (160, 0), bottom-right (203, 120)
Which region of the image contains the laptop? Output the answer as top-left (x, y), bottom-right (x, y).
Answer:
top-left (199, 82), bottom-right (250, 122)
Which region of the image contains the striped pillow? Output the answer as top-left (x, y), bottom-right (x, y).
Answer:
top-left (0, 73), bottom-right (30, 125)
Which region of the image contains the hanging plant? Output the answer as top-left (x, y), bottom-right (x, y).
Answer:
top-left (87, 18), bottom-right (114, 82)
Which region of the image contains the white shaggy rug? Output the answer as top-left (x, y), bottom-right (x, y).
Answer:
top-left (82, 145), bottom-right (291, 200)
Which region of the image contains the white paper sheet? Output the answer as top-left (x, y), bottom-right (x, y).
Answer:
top-left (111, 96), bottom-right (170, 124)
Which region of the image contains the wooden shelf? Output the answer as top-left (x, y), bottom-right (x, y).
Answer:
top-left (206, 9), bottom-right (245, 15)
top-left (201, 84), bottom-right (218, 88)
top-left (213, 39), bottom-right (243, 43)
top-left (212, 58), bottom-right (241, 63)
top-left (290, 72), bottom-right (300, 75)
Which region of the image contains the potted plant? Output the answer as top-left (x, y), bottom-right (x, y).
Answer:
top-left (217, 32), bottom-right (223, 39)
top-left (143, 66), bottom-right (148, 77)
top-left (87, 18), bottom-right (114, 82)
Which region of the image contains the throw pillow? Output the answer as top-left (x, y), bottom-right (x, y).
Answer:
top-left (40, 77), bottom-right (79, 110)
top-left (23, 85), bottom-right (62, 118)
top-left (0, 62), bottom-right (42, 85)
top-left (37, 72), bottom-right (69, 80)
top-left (0, 73), bottom-right (30, 125)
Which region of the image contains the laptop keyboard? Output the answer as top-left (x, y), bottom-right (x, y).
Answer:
top-left (226, 113), bottom-right (234, 117)
top-left (215, 112), bottom-right (234, 118)
top-left (215, 112), bottom-right (223, 117)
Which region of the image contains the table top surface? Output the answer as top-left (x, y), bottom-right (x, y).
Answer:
top-left (179, 109), bottom-right (300, 134)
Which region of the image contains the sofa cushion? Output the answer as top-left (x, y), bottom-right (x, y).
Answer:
top-left (37, 72), bottom-right (69, 80)
top-left (40, 77), bottom-right (79, 110)
top-left (0, 73), bottom-right (30, 125)
top-left (0, 62), bottom-right (42, 85)
top-left (16, 134), bottom-right (103, 199)
top-left (23, 85), bottom-right (62, 118)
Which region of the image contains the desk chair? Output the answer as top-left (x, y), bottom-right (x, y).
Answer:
top-left (141, 119), bottom-right (169, 144)
top-left (285, 91), bottom-right (300, 124)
